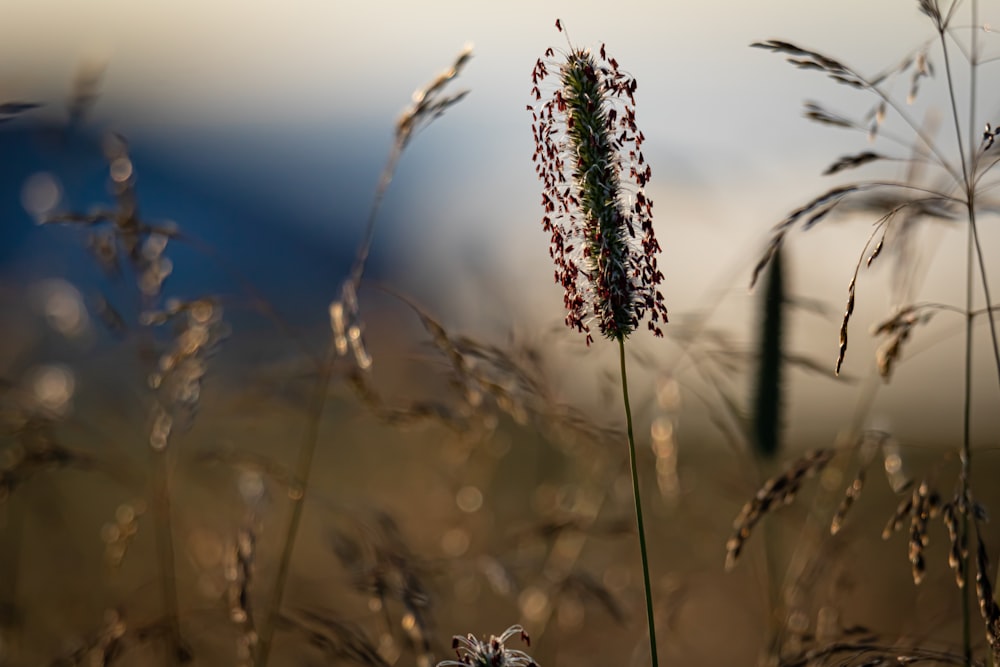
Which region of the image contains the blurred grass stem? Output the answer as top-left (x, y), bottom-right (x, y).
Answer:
top-left (255, 46), bottom-right (470, 666)
top-left (255, 343), bottom-right (337, 666)
top-left (151, 450), bottom-right (183, 665)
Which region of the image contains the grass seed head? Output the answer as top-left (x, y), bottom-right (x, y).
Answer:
top-left (942, 499), bottom-right (966, 588)
top-left (726, 448), bottom-right (834, 570)
top-left (530, 23), bottom-right (667, 344)
top-left (438, 625), bottom-right (537, 667)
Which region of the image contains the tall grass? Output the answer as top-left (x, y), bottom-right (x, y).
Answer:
top-left (254, 45), bottom-right (473, 667)
top-left (730, 1), bottom-right (1000, 664)
top-left (529, 20), bottom-right (669, 667)
top-left (5, 4), bottom-right (1000, 667)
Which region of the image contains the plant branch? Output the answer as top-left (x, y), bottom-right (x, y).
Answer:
top-left (938, 14), bottom-right (976, 663)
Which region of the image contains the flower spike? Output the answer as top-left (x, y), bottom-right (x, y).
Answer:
top-left (529, 22), bottom-right (668, 343)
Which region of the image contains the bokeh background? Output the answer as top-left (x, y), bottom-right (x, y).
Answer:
top-left (4, 0), bottom-right (1000, 442)
top-left (3, 1), bottom-right (1000, 665)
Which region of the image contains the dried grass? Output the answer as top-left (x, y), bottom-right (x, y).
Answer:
top-left (748, 5), bottom-right (1000, 662)
top-left (725, 448), bottom-right (834, 571)
top-left (5, 3), bottom-right (1000, 666)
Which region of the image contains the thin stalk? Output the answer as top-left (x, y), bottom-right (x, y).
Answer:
top-left (962, 220), bottom-right (974, 666)
top-left (150, 450), bottom-right (184, 665)
top-left (938, 27), bottom-right (969, 188)
top-left (968, 1), bottom-right (978, 171)
top-left (938, 13), bottom-right (987, 661)
top-left (617, 336), bottom-right (659, 667)
top-left (761, 473), bottom-right (783, 664)
top-left (137, 294), bottom-right (184, 665)
top-left (258, 135), bottom-right (401, 667)
top-left (963, 12), bottom-right (978, 663)
top-left (866, 78), bottom-right (963, 187)
top-left (255, 343), bottom-right (336, 666)
top-left (967, 228), bottom-right (1000, 384)
top-left (960, 0), bottom-right (1000, 392)
top-left (968, 210), bottom-right (1000, 388)
top-left (254, 50), bottom-right (469, 662)
top-left (348, 141), bottom-right (403, 291)
top-left (255, 104), bottom-right (405, 667)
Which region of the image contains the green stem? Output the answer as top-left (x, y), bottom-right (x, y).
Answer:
top-left (618, 336), bottom-right (659, 667)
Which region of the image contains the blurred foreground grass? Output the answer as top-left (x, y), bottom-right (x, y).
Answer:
top-left (3, 284), bottom-right (999, 666)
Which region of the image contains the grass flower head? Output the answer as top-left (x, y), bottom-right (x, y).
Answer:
top-left (530, 20), bottom-right (667, 344)
top-left (437, 625), bottom-right (537, 667)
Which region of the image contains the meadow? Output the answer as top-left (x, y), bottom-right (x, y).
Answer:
top-left (2, 2), bottom-right (1000, 666)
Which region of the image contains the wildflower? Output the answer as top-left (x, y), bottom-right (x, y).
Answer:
top-left (529, 22), bottom-right (667, 344)
top-left (437, 625), bottom-right (538, 667)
